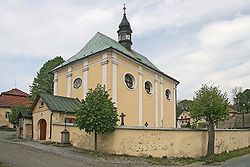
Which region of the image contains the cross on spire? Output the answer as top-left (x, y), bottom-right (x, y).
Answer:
top-left (123, 3), bottom-right (126, 15)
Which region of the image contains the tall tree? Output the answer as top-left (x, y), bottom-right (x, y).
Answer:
top-left (75, 84), bottom-right (119, 150)
top-left (30, 56), bottom-right (64, 100)
top-left (241, 89), bottom-right (250, 114)
top-left (9, 103), bottom-right (29, 127)
top-left (191, 84), bottom-right (229, 157)
top-left (231, 87), bottom-right (243, 113)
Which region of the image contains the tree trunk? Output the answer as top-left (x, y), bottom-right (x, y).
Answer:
top-left (94, 131), bottom-right (97, 151)
top-left (207, 122), bottom-right (215, 157)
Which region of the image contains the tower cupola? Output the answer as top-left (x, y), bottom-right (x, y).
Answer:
top-left (117, 4), bottom-right (133, 50)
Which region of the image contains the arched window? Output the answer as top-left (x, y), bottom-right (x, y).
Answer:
top-left (124, 73), bottom-right (135, 89)
top-left (144, 81), bottom-right (153, 95)
top-left (165, 89), bottom-right (171, 100)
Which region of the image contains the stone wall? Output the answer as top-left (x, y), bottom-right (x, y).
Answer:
top-left (52, 124), bottom-right (250, 157)
top-left (52, 124), bottom-right (94, 150)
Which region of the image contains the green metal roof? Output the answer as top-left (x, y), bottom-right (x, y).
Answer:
top-left (53, 32), bottom-right (179, 83)
top-left (37, 94), bottom-right (81, 113)
top-left (18, 109), bottom-right (32, 119)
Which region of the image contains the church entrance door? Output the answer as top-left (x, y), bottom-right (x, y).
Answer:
top-left (39, 119), bottom-right (47, 140)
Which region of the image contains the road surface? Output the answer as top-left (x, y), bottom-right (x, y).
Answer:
top-left (0, 131), bottom-right (150, 167)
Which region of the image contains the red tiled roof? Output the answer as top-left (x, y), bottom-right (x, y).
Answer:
top-left (0, 88), bottom-right (31, 108)
top-left (2, 88), bottom-right (30, 97)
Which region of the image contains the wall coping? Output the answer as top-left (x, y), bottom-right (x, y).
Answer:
top-left (52, 123), bottom-right (250, 132)
top-left (116, 126), bottom-right (250, 131)
top-left (53, 122), bottom-right (75, 127)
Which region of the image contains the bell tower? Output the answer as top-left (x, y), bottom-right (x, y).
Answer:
top-left (117, 4), bottom-right (133, 50)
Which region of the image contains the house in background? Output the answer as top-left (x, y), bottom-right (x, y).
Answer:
top-left (177, 111), bottom-right (192, 127)
top-left (0, 88), bottom-right (31, 128)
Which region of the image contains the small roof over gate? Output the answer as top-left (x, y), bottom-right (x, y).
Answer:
top-left (31, 94), bottom-right (81, 113)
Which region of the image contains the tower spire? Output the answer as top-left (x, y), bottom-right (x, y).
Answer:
top-left (117, 4), bottom-right (133, 50)
top-left (123, 3), bottom-right (126, 15)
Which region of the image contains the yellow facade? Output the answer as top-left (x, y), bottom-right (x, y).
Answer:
top-left (53, 50), bottom-right (177, 128)
top-left (0, 107), bottom-right (12, 128)
top-left (32, 100), bottom-right (52, 140)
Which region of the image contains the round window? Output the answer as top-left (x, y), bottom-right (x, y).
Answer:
top-left (124, 73), bottom-right (135, 89)
top-left (165, 89), bottom-right (171, 100)
top-left (144, 81), bottom-right (152, 95)
top-left (73, 78), bottom-right (82, 89)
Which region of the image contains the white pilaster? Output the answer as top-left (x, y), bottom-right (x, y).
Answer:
top-left (160, 76), bottom-right (163, 127)
top-left (101, 53), bottom-right (108, 88)
top-left (53, 72), bottom-right (58, 95)
top-left (111, 53), bottom-right (118, 106)
top-left (174, 83), bottom-right (177, 128)
top-left (66, 66), bottom-right (72, 97)
top-left (155, 74), bottom-right (158, 127)
top-left (138, 66), bottom-right (143, 126)
top-left (82, 60), bottom-right (89, 98)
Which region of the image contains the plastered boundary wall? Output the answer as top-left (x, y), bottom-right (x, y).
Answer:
top-left (52, 124), bottom-right (250, 157)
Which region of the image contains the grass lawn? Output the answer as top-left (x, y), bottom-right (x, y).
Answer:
top-left (148, 146), bottom-right (250, 166)
top-left (198, 146), bottom-right (250, 164)
top-left (0, 162), bottom-right (6, 167)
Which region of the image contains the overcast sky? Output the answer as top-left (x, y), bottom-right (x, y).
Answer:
top-left (0, 0), bottom-right (250, 101)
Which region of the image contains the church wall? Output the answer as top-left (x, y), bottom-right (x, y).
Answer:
top-left (54, 50), bottom-right (177, 128)
top-left (162, 78), bottom-right (175, 128)
top-left (71, 61), bottom-right (84, 99)
top-left (141, 67), bottom-right (156, 127)
top-left (55, 53), bottom-right (104, 100)
top-left (116, 53), bottom-right (139, 126)
top-left (112, 51), bottom-right (177, 128)
top-left (107, 51), bottom-right (113, 93)
top-left (88, 54), bottom-right (103, 90)
top-left (57, 68), bottom-right (67, 97)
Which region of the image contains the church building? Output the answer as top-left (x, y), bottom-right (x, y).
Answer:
top-left (32, 7), bottom-right (179, 141)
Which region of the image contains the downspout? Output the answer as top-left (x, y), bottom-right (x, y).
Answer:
top-left (175, 83), bottom-right (178, 128)
top-left (49, 111), bottom-right (53, 139)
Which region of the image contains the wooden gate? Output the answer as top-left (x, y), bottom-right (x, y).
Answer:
top-left (39, 119), bottom-right (47, 140)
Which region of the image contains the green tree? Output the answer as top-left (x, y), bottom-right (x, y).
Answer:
top-left (232, 88), bottom-right (250, 128)
top-left (75, 84), bottom-right (119, 150)
top-left (232, 87), bottom-right (243, 113)
top-left (241, 89), bottom-right (250, 114)
top-left (30, 56), bottom-right (64, 100)
top-left (191, 84), bottom-right (229, 157)
top-left (9, 104), bottom-right (29, 127)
